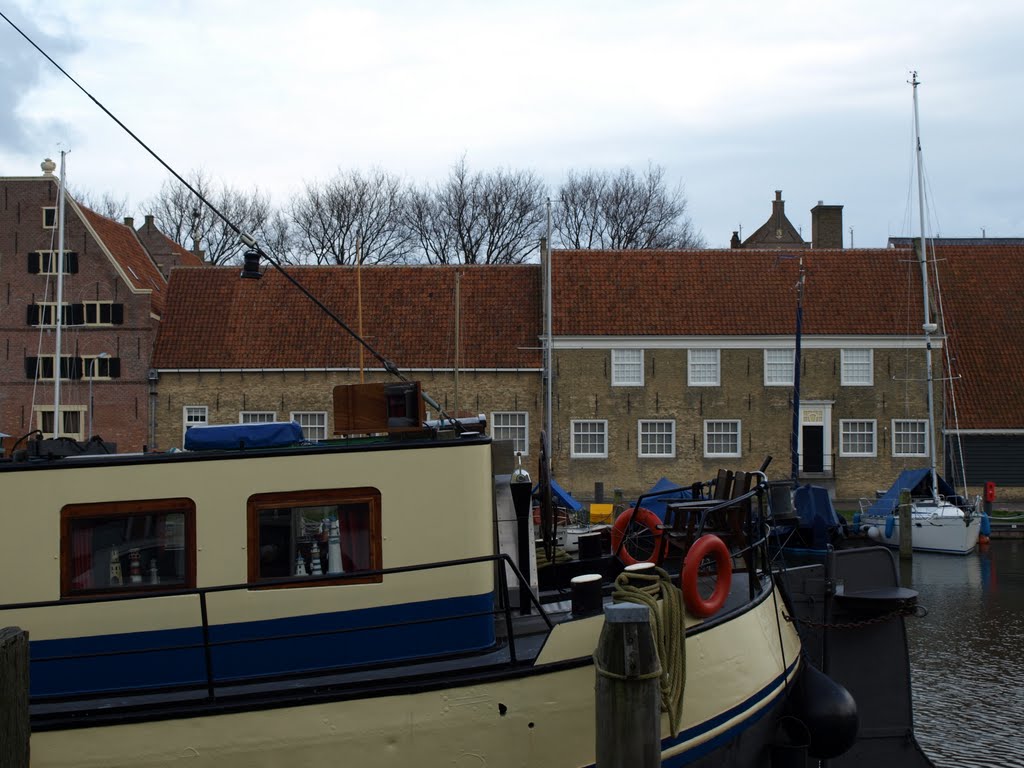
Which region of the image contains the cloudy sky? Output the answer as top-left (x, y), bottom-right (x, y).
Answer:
top-left (2, 1), bottom-right (1021, 249)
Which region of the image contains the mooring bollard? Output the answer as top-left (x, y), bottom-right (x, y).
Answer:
top-left (595, 603), bottom-right (661, 768)
top-left (0, 626), bottom-right (30, 768)
top-left (899, 488), bottom-right (913, 560)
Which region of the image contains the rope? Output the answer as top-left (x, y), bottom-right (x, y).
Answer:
top-left (608, 566), bottom-right (686, 734)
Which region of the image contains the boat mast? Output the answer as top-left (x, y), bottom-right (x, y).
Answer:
top-left (544, 199), bottom-right (553, 472)
top-left (53, 150), bottom-right (67, 439)
top-left (790, 253), bottom-right (804, 483)
top-left (911, 71), bottom-right (941, 500)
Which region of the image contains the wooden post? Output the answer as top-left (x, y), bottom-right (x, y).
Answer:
top-left (595, 603), bottom-right (661, 768)
top-left (0, 627), bottom-right (30, 768)
top-left (899, 488), bottom-right (913, 560)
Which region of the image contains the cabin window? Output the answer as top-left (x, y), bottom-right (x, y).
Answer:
top-left (704, 420), bottom-right (741, 458)
top-left (35, 405), bottom-right (87, 440)
top-left (840, 419), bottom-right (877, 457)
top-left (291, 411), bottom-right (328, 440)
top-left (183, 405), bottom-right (208, 444)
top-left (764, 349), bottom-right (794, 386)
top-left (611, 349), bottom-right (644, 386)
top-left (491, 411), bottom-right (529, 455)
top-left (892, 419), bottom-right (928, 457)
top-left (841, 349), bottom-right (873, 386)
top-left (240, 411), bottom-right (276, 424)
top-left (60, 498), bottom-right (196, 597)
top-left (638, 420), bottom-right (675, 458)
top-left (688, 349), bottom-right (720, 386)
top-left (43, 207), bottom-right (57, 229)
top-left (247, 488), bottom-right (382, 586)
top-left (571, 420), bottom-right (608, 458)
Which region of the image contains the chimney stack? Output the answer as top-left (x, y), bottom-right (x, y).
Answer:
top-left (811, 202), bottom-right (844, 248)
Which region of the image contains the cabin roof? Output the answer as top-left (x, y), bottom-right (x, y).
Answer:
top-left (152, 265), bottom-right (543, 370)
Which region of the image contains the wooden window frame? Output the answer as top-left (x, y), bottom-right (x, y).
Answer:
top-left (60, 497), bottom-right (197, 598)
top-left (246, 487), bottom-right (383, 589)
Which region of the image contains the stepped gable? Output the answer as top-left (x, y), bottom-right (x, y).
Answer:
top-left (551, 248), bottom-right (917, 337)
top-left (153, 264), bottom-right (542, 371)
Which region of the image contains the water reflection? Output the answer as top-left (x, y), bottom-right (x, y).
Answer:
top-left (907, 540), bottom-right (1024, 767)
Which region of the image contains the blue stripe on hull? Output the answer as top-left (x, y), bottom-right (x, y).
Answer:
top-left (30, 593), bottom-right (496, 697)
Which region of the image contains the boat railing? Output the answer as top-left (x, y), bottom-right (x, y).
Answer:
top-left (0, 552), bottom-right (552, 706)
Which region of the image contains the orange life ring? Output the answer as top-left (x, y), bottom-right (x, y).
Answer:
top-left (611, 507), bottom-right (663, 565)
top-left (681, 534), bottom-right (732, 617)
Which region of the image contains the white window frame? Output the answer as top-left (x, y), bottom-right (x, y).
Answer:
top-left (81, 355), bottom-right (113, 381)
top-left (32, 302), bottom-right (71, 327)
top-left (571, 419), bottom-right (608, 459)
top-left (839, 419), bottom-right (877, 457)
top-left (36, 250), bottom-right (73, 275)
top-left (291, 411), bottom-right (328, 441)
top-left (841, 349), bottom-right (873, 386)
top-left (491, 411), bottom-right (529, 455)
top-left (703, 420), bottom-right (741, 458)
top-left (688, 349), bottom-right (720, 386)
top-left (240, 411), bottom-right (277, 424)
top-left (892, 419), bottom-right (929, 457)
top-left (43, 207), bottom-right (57, 229)
top-left (183, 405), bottom-right (208, 443)
top-left (35, 354), bottom-right (75, 381)
top-left (638, 420), bottom-right (675, 458)
top-left (611, 349), bottom-right (644, 386)
top-left (35, 405), bottom-right (87, 440)
top-left (764, 348), bottom-right (794, 386)
top-left (83, 301), bottom-right (115, 326)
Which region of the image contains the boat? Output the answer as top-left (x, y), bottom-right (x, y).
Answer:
top-left (856, 73), bottom-right (981, 556)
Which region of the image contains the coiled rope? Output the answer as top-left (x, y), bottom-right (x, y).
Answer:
top-left (607, 566), bottom-right (686, 734)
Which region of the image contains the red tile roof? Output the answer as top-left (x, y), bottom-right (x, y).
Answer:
top-left (153, 265), bottom-right (543, 370)
top-left (76, 203), bottom-right (168, 316)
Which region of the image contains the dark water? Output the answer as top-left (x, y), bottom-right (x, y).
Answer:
top-left (906, 539), bottom-right (1024, 767)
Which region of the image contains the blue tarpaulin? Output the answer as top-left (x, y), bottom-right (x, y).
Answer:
top-left (865, 469), bottom-right (957, 517)
top-left (533, 478), bottom-right (584, 514)
top-left (632, 477), bottom-right (695, 522)
top-left (184, 421), bottom-right (304, 451)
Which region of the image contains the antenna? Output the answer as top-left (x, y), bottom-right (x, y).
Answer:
top-left (849, 227), bottom-right (854, 248)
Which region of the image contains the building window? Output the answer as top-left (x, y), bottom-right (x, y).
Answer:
top-left (26, 354), bottom-right (78, 381)
top-left (764, 349), bottom-right (794, 386)
top-left (491, 411), bottom-right (529, 455)
top-left (34, 405), bottom-right (88, 440)
top-left (571, 420), bottom-right (608, 458)
top-left (28, 251), bottom-right (78, 275)
top-left (83, 301), bottom-right (121, 326)
top-left (291, 411), bottom-right (328, 441)
top-left (841, 349), bottom-right (873, 386)
top-left (840, 420), bottom-right (876, 457)
top-left (240, 411), bottom-right (276, 424)
top-left (611, 349), bottom-right (644, 386)
top-left (183, 405), bottom-right (208, 443)
top-left (43, 207), bottom-right (56, 229)
top-left (638, 420), bottom-right (675, 458)
top-left (60, 498), bottom-right (196, 597)
top-left (247, 488), bottom-right (382, 586)
top-left (704, 420), bottom-right (741, 458)
top-left (893, 419), bottom-right (928, 457)
top-left (28, 302), bottom-right (72, 327)
top-left (688, 349), bottom-right (720, 386)
top-left (82, 355), bottom-right (118, 380)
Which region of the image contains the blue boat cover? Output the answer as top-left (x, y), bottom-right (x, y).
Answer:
top-left (632, 477), bottom-right (695, 522)
top-left (864, 469), bottom-right (957, 517)
top-left (184, 421), bottom-right (304, 451)
top-left (533, 478), bottom-right (584, 514)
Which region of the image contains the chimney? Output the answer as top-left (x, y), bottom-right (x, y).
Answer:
top-left (123, 216), bottom-right (134, 228)
top-left (730, 231), bottom-right (741, 249)
top-left (144, 214), bottom-right (155, 229)
top-left (772, 190), bottom-right (784, 220)
top-left (811, 202), bottom-right (844, 249)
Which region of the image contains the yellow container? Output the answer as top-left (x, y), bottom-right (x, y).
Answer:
top-left (589, 503), bottom-right (614, 524)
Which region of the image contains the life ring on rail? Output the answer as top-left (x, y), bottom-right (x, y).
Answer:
top-left (681, 534), bottom-right (732, 618)
top-left (611, 507), bottom-right (663, 565)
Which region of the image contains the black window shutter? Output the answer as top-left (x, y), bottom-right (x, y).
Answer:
top-left (28, 253), bottom-right (40, 274)
top-left (109, 358), bottom-right (121, 379)
top-left (66, 253), bottom-right (79, 274)
top-left (68, 357), bottom-right (83, 380)
top-left (111, 304), bottom-right (124, 325)
top-left (24, 357), bottom-right (38, 378)
top-left (70, 304), bottom-right (85, 326)
top-left (26, 305), bottom-right (39, 325)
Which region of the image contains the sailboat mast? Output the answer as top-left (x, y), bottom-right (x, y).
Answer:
top-left (791, 253), bottom-right (804, 483)
top-left (911, 72), bottom-right (940, 500)
top-left (53, 150), bottom-right (67, 439)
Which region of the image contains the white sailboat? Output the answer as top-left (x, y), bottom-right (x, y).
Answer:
top-left (861, 73), bottom-right (981, 555)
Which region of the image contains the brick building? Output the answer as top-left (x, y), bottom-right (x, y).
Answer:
top-left (0, 160), bottom-right (171, 453)
top-left (730, 190), bottom-right (844, 250)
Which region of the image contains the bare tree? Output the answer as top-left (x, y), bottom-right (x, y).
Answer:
top-left (73, 189), bottom-right (129, 221)
top-left (406, 156), bottom-right (547, 264)
top-left (145, 170), bottom-right (273, 265)
top-left (554, 164), bottom-right (705, 249)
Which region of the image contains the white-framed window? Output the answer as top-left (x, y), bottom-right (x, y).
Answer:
top-left (704, 420), bottom-right (741, 458)
top-left (82, 355), bottom-right (113, 380)
top-left (764, 348), bottom-right (794, 386)
top-left (35, 405), bottom-right (87, 440)
top-left (183, 405), bottom-right (208, 443)
top-left (491, 411), bottom-right (529, 455)
top-left (611, 349), bottom-right (644, 386)
top-left (240, 411), bottom-right (276, 424)
top-left (43, 207), bottom-right (56, 229)
top-left (83, 301), bottom-right (115, 326)
top-left (892, 419), bottom-right (928, 457)
top-left (291, 411), bottom-right (328, 440)
top-left (638, 420), bottom-right (675, 458)
top-left (571, 420), bottom-right (608, 458)
top-left (31, 302), bottom-right (72, 327)
top-left (33, 250), bottom-right (75, 275)
top-left (33, 354), bottom-right (76, 381)
top-left (841, 349), bottom-right (873, 386)
top-left (840, 419), bottom-right (877, 457)
top-left (688, 349), bottom-right (720, 386)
